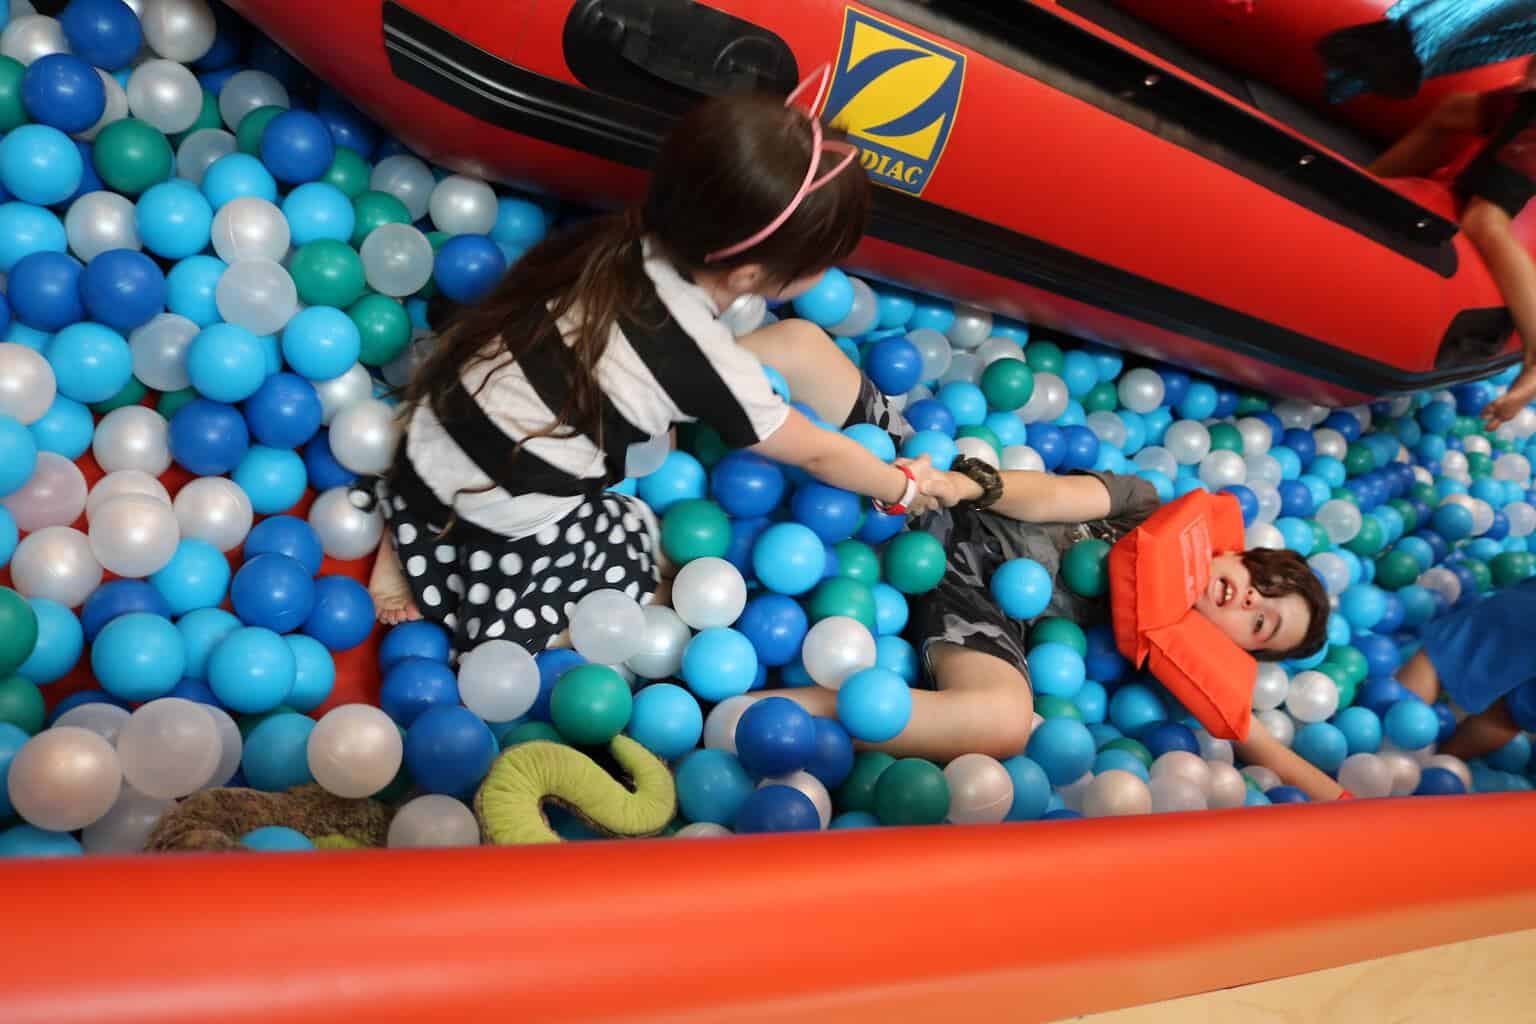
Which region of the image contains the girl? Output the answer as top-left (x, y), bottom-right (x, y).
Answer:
top-left (364, 73), bottom-right (944, 654)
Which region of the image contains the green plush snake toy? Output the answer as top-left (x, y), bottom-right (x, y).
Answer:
top-left (476, 736), bottom-right (676, 844)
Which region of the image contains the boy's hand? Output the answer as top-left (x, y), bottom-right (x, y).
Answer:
top-left (1484, 363), bottom-right (1536, 430)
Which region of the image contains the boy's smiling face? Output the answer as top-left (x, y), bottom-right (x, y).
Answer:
top-left (1194, 552), bottom-right (1312, 656)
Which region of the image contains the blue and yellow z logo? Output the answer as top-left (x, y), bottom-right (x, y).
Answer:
top-left (821, 8), bottom-right (965, 196)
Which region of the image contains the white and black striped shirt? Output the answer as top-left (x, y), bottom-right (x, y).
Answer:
top-left (405, 239), bottom-right (790, 538)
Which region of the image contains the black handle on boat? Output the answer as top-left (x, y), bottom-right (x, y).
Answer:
top-left (578, 0), bottom-right (797, 97)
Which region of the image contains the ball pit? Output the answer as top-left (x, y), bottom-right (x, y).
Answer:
top-left (0, 0), bottom-right (1532, 1017)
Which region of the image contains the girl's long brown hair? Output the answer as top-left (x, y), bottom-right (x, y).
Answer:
top-left (401, 92), bottom-right (871, 457)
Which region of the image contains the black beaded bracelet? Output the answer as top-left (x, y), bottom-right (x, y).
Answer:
top-left (951, 455), bottom-right (1003, 511)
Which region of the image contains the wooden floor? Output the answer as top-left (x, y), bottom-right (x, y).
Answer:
top-left (1059, 928), bottom-right (1536, 1023)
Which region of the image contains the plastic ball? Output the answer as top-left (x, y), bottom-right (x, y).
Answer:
top-left (116, 697), bottom-right (222, 799)
top-left (1117, 368), bottom-right (1165, 414)
top-left (5, 727), bottom-right (121, 832)
top-left (258, 109), bottom-right (334, 184)
top-left (801, 615), bottom-right (877, 689)
top-left (299, 574), bottom-right (374, 651)
top-left (1384, 698), bottom-right (1439, 749)
top-left (943, 753), bottom-right (1014, 825)
top-left (215, 258), bottom-right (297, 335)
top-left (734, 784), bottom-right (818, 833)
top-left (87, 492), bottom-right (179, 578)
top-left (1150, 775), bottom-right (1209, 812)
top-left (681, 627), bottom-right (757, 702)
top-left (1025, 717), bottom-right (1095, 785)
top-left (549, 663), bottom-right (633, 745)
top-left (15, 597), bottom-right (82, 684)
top-left (60, 0), bottom-right (144, 70)
top-left (752, 522), bottom-right (826, 596)
top-left (872, 757), bottom-right (949, 826)
top-left (736, 593), bottom-right (809, 668)
top-left (432, 233), bottom-right (505, 304)
top-left (1293, 722), bottom-right (1348, 774)
top-left (387, 793), bottom-right (480, 847)
top-left (207, 626), bottom-right (295, 713)
top-left (241, 712), bottom-right (316, 792)
top-left (1414, 766), bottom-right (1467, 796)
top-left (1081, 769), bottom-right (1152, 817)
top-left (306, 704), bottom-right (403, 799)
top-left (380, 656), bottom-right (458, 727)
top-left (836, 666), bottom-right (912, 743)
top-left (0, 124), bottom-right (82, 206)
top-left (625, 682), bottom-right (703, 760)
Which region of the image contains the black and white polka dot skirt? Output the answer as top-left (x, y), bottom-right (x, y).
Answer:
top-left (369, 470), bottom-right (660, 656)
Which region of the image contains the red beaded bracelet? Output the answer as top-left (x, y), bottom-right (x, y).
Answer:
top-left (873, 463), bottom-right (918, 516)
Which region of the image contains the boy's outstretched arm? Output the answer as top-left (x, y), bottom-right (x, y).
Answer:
top-left (1234, 714), bottom-right (1347, 801)
top-left (923, 468), bottom-right (1115, 524)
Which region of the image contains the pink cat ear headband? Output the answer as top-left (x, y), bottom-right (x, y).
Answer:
top-left (705, 64), bottom-right (860, 263)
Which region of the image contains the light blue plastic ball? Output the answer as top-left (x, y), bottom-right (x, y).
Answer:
top-left (790, 267), bottom-right (854, 327)
top-left (636, 451), bottom-right (705, 514)
top-left (281, 182), bottom-right (355, 245)
top-left (842, 422), bottom-right (895, 462)
top-left (0, 824), bottom-right (83, 858)
top-left (872, 582), bottom-right (908, 636)
top-left (233, 445), bottom-right (308, 514)
top-left (283, 633), bottom-right (336, 712)
top-left (0, 413), bottom-right (37, 497)
top-left (680, 627), bottom-right (758, 702)
top-left (1061, 350), bottom-right (1098, 397)
top-left (150, 538), bottom-right (232, 615)
top-left (16, 597), bottom-right (82, 685)
top-left (1024, 717), bottom-right (1095, 786)
top-left (1339, 584), bottom-right (1388, 631)
top-left (491, 197), bottom-right (548, 248)
top-left (937, 381), bottom-right (987, 426)
top-left (874, 634), bottom-right (918, 684)
top-left (1333, 705), bottom-right (1382, 754)
top-left (241, 713), bottom-right (315, 791)
top-left (1002, 755), bottom-right (1052, 820)
top-left (675, 748), bottom-right (753, 825)
top-left (1093, 748), bottom-right (1150, 780)
top-left (837, 666), bottom-right (912, 742)
top-left (136, 180), bottom-right (214, 260)
top-left (0, 124), bottom-right (83, 206)
top-left (280, 305), bottom-right (360, 382)
top-left (984, 411), bottom-right (1027, 447)
top-left (240, 825), bottom-right (315, 851)
top-left (900, 429), bottom-right (957, 471)
top-left (1027, 642), bottom-right (1086, 698)
top-left (188, 322), bottom-right (268, 402)
top-left (27, 395), bottom-right (93, 458)
top-left (201, 152), bottom-right (278, 209)
top-left (830, 811), bottom-right (880, 829)
top-left (1384, 698), bottom-right (1439, 749)
top-left (751, 522), bottom-right (826, 596)
top-left (47, 322), bottom-right (131, 403)
top-left (91, 611), bottom-right (185, 702)
top-left (990, 557), bottom-right (1052, 620)
top-left (0, 506), bottom-right (15, 568)
top-left (1109, 682), bottom-right (1167, 734)
top-left (0, 201), bottom-right (66, 272)
top-left (165, 254), bottom-right (226, 325)
top-left (1292, 722), bottom-right (1348, 774)
top-left (626, 682), bottom-right (703, 760)
top-left (209, 626), bottom-right (297, 714)
top-left (176, 606), bottom-right (242, 681)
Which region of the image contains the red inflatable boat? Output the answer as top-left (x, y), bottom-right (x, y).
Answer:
top-left (222, 0), bottom-right (1531, 403)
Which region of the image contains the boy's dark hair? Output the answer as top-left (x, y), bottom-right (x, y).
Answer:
top-left (402, 92), bottom-right (869, 461)
top-left (1239, 548), bottom-right (1330, 662)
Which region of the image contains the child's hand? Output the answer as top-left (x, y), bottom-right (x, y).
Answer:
top-left (895, 456), bottom-right (945, 515)
top-left (1485, 363), bottom-right (1536, 430)
top-left (897, 458), bottom-right (978, 511)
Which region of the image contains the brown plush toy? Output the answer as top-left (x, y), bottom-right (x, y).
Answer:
top-left (144, 785), bottom-right (394, 852)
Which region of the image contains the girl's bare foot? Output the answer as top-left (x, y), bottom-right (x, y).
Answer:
top-left (369, 539), bottom-right (422, 626)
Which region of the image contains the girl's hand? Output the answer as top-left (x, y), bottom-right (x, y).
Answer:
top-left (898, 460), bottom-right (980, 510)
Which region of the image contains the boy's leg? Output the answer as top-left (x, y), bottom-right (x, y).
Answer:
top-left (744, 644), bottom-right (1036, 763)
top-left (1369, 92), bottom-right (1486, 179)
top-left (1463, 198), bottom-right (1536, 426)
top-left (1441, 700), bottom-right (1522, 762)
top-left (1397, 650), bottom-right (1442, 704)
top-left (739, 318), bottom-right (864, 427)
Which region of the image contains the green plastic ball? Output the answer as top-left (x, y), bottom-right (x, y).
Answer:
top-left (882, 531), bottom-right (947, 595)
top-left (499, 721), bottom-right (564, 748)
top-left (1100, 737), bottom-right (1153, 768)
top-left (979, 358), bottom-right (1034, 411)
top-left (236, 104), bottom-right (285, 155)
top-left (832, 539), bottom-right (881, 584)
top-left (0, 676), bottom-right (44, 735)
top-left (1235, 393), bottom-right (1270, 415)
top-left (350, 190), bottom-right (412, 247)
top-left (955, 424), bottom-right (1001, 457)
top-left (0, 57), bottom-right (26, 132)
top-left (1027, 616), bottom-right (1086, 655)
top-left (1387, 498), bottom-right (1419, 533)
top-left (1374, 549), bottom-right (1421, 590)
top-left (157, 387), bottom-right (199, 419)
top-left (1410, 482), bottom-right (1437, 506)
top-left (1492, 551), bottom-right (1536, 587)
top-left (1327, 645), bottom-right (1368, 687)
top-left (1460, 558), bottom-right (1493, 595)
top-left (1335, 679), bottom-right (1358, 711)
top-left (1330, 487), bottom-right (1358, 506)
top-left (1465, 452), bottom-right (1493, 478)
top-left (1343, 443), bottom-right (1376, 477)
top-left (1451, 416), bottom-right (1482, 440)
top-left (1307, 520), bottom-right (1329, 556)
top-left (550, 665), bottom-right (633, 745)
top-left (1344, 516), bottom-right (1386, 557)
top-left (1082, 381), bottom-right (1119, 414)
top-left (350, 293), bottom-right (412, 366)
top-left (1061, 538), bottom-right (1112, 598)
top-left (91, 375), bottom-right (148, 414)
top-left (0, 588), bottom-right (38, 677)
top-left (872, 758), bottom-right (949, 826)
top-left (323, 146), bottom-right (372, 199)
top-left (290, 239), bottom-right (367, 307)
top-left (1034, 694), bottom-right (1083, 720)
top-left (93, 118), bottom-right (174, 196)
top-left (660, 499), bottom-right (731, 564)
top-left (677, 422), bottom-right (728, 469)
top-left (1024, 341), bottom-right (1064, 376)
top-left (807, 577), bottom-right (877, 630)
top-left (835, 751), bottom-right (895, 813)
top-left (1207, 423), bottom-right (1243, 453)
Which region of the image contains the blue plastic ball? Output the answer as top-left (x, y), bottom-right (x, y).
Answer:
top-left (1292, 722), bottom-right (1348, 774)
top-left (22, 54), bottom-right (105, 134)
top-left (258, 110), bottom-right (336, 185)
top-left (1027, 642), bottom-right (1086, 698)
top-left (626, 682), bottom-right (703, 760)
top-left (208, 626), bottom-right (295, 713)
top-left (904, 398), bottom-right (956, 436)
top-left (735, 593), bottom-right (808, 668)
top-left (1025, 718), bottom-right (1095, 786)
top-left (136, 180), bottom-right (215, 260)
top-left (735, 784), bottom-right (820, 833)
top-left (709, 450), bottom-right (785, 519)
top-left (230, 553), bottom-right (315, 633)
top-left (11, 251), bottom-right (83, 332)
top-left (79, 248), bottom-right (166, 332)
top-left (1026, 423), bottom-right (1065, 470)
top-left (92, 611), bottom-right (185, 702)
top-left (169, 398), bottom-right (249, 475)
top-left (373, 622), bottom-right (449, 675)
top-left (865, 337), bottom-right (923, 396)
top-left (15, 598), bottom-right (81, 685)
top-left (404, 705), bottom-right (497, 797)
top-left (798, 717), bottom-right (854, 790)
top-left (283, 633), bottom-right (335, 713)
top-left (59, 0), bottom-right (143, 70)
top-left (301, 429), bottom-right (355, 491)
top-left (242, 713), bottom-right (316, 791)
top-left (244, 515), bottom-right (324, 578)
top-left (1058, 424), bottom-right (1099, 471)
top-left (301, 575), bottom-right (375, 651)
top-left (1266, 785), bottom-right (1309, 804)
top-left (681, 627), bottom-right (758, 702)
top-left (434, 234), bottom-right (506, 304)
top-left (990, 558), bottom-right (1052, 620)
top-left (0, 125), bottom-right (82, 206)
top-left (280, 305), bottom-right (361, 382)
top-left (636, 451), bottom-right (705, 514)
top-left (1413, 766), bottom-right (1466, 796)
top-left (1139, 720), bottom-right (1200, 758)
top-left (790, 482), bottom-right (861, 544)
top-left (836, 667), bottom-right (912, 743)
top-left (1109, 683), bottom-right (1167, 734)
top-left (1384, 698), bottom-right (1439, 749)
top-left (241, 825), bottom-right (315, 851)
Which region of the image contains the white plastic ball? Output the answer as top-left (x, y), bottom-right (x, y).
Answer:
top-left (3, 451), bottom-right (87, 531)
top-left (1164, 420), bottom-right (1211, 465)
top-left (942, 753), bottom-right (1013, 825)
top-left (1001, 445), bottom-right (1044, 472)
top-left (1250, 483), bottom-right (1282, 523)
top-left (1150, 750), bottom-right (1210, 792)
top-left (1245, 522), bottom-right (1286, 550)
top-left (1197, 449), bottom-right (1246, 489)
top-left (457, 640), bottom-right (540, 721)
top-left (116, 698), bottom-right (222, 799)
top-left (0, 342), bottom-right (57, 425)
top-left (1018, 371), bottom-right (1067, 423)
top-left (1440, 450), bottom-right (1469, 480)
top-left (328, 399), bottom-right (402, 475)
top-left (1205, 763), bottom-right (1248, 809)
top-left (801, 615), bottom-right (877, 689)
top-left (670, 556), bottom-right (747, 630)
top-left (80, 785), bottom-right (174, 854)
top-left (1085, 411), bottom-right (1127, 450)
top-left (1285, 670), bottom-right (1340, 724)
top-left (210, 197), bottom-right (291, 264)
top-left (1377, 751), bottom-right (1421, 797)
top-left (78, 69), bottom-right (129, 142)
top-left (828, 278), bottom-right (878, 338)
top-left (1244, 453), bottom-right (1283, 488)
top-left (88, 493), bottom-right (180, 578)
top-left (1494, 453), bottom-right (1532, 485)
top-left (1337, 752), bottom-right (1393, 799)
top-left (974, 336), bottom-right (1023, 369)
top-left (202, 706), bottom-right (242, 788)
top-left (1149, 775), bottom-right (1208, 813)
top-left (174, 476), bottom-right (253, 551)
top-left (1252, 663), bottom-right (1289, 711)
top-left (1308, 552), bottom-right (1351, 596)
top-left (126, 58), bottom-right (203, 134)
top-left (702, 695), bottom-right (753, 753)
top-left (1196, 730), bottom-right (1235, 765)
top-left (53, 703), bottom-right (131, 745)
top-left (624, 433), bottom-right (670, 479)
top-left (1242, 765), bottom-right (1282, 791)
top-left (92, 406), bottom-right (171, 476)
top-left (675, 822), bottom-right (731, 838)
top-left (370, 155), bottom-right (436, 221)
top-left (1255, 708), bottom-right (1296, 746)
top-left (1418, 567), bottom-right (1462, 606)
top-left (66, 191), bottom-right (140, 262)
top-left (945, 305), bottom-right (992, 349)
top-left (937, 351), bottom-right (979, 387)
top-left (0, 15), bottom-right (67, 65)
top-left (1117, 368), bottom-right (1164, 414)
top-left (307, 704), bottom-right (405, 799)
top-left (306, 486), bottom-right (382, 561)
top-left (6, 727), bottom-right (122, 832)
top-left (139, 0), bottom-right (218, 63)
top-left (314, 362), bottom-right (374, 424)
top-left (1316, 500), bottom-right (1362, 545)
top-left (387, 794), bottom-right (481, 847)
top-left (218, 70), bottom-right (289, 131)
top-left (128, 314), bottom-right (198, 393)
top-left (1133, 446), bottom-right (1178, 479)
top-left (625, 606), bottom-right (693, 680)
top-left (87, 470), bottom-right (170, 519)
top-left (1462, 435), bottom-right (1491, 457)
top-left (9, 527), bottom-right (101, 607)
top-left (954, 435), bottom-right (999, 467)
top-left (1274, 399), bottom-right (1321, 430)
top-left (1506, 501), bottom-right (1536, 538)
top-left (359, 223), bottom-right (435, 297)
top-left (569, 588), bottom-right (647, 664)
top-left (176, 129), bottom-right (237, 187)
top-left (1235, 417), bottom-right (1272, 456)
top-left (216, 259), bottom-right (298, 335)
top-left (1080, 769), bottom-right (1151, 817)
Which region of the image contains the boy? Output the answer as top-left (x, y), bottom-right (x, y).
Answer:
top-left (1370, 56), bottom-right (1536, 428)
